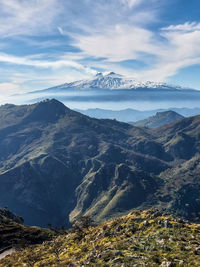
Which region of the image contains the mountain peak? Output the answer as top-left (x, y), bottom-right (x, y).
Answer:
top-left (105, 71), bottom-right (117, 76)
top-left (37, 72), bottom-right (188, 93)
top-left (36, 98), bottom-right (67, 110)
top-left (95, 72), bottom-right (103, 77)
top-left (24, 99), bottom-right (69, 123)
top-left (64, 72), bottom-right (186, 90)
top-left (104, 71), bottom-right (123, 78)
top-left (134, 110), bottom-right (184, 128)
top-left (38, 98), bottom-right (64, 105)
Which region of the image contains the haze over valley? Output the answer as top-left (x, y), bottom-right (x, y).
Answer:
top-left (4, 72), bottom-right (200, 112)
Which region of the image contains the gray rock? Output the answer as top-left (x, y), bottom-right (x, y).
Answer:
top-left (116, 225), bottom-right (123, 232)
top-left (164, 219), bottom-right (171, 228)
top-left (160, 261), bottom-right (172, 267)
top-left (112, 257), bottom-right (123, 263)
top-left (143, 220), bottom-right (150, 227)
top-left (114, 251), bottom-right (124, 257)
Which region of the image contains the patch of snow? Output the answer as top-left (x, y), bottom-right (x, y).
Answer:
top-left (46, 72), bottom-right (187, 91)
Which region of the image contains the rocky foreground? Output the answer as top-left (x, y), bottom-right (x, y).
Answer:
top-left (1, 209), bottom-right (200, 266)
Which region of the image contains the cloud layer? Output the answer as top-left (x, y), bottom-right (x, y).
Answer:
top-left (0, 0), bottom-right (200, 95)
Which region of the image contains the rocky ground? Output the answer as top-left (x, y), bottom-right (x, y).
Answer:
top-left (1, 209), bottom-right (200, 266)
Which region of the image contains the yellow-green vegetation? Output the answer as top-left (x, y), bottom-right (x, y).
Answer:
top-left (1, 209), bottom-right (200, 266)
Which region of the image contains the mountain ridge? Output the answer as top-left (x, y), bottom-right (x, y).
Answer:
top-left (75, 107), bottom-right (200, 123)
top-left (133, 110), bottom-right (184, 128)
top-left (0, 99), bottom-right (199, 227)
top-left (30, 72), bottom-right (193, 93)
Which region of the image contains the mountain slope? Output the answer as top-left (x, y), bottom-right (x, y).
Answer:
top-left (1, 209), bottom-right (200, 266)
top-left (157, 155), bottom-right (200, 221)
top-left (133, 110), bottom-right (184, 128)
top-left (36, 72), bottom-right (186, 92)
top-left (0, 208), bottom-right (54, 250)
top-left (0, 99), bottom-right (199, 227)
top-left (0, 99), bottom-right (167, 226)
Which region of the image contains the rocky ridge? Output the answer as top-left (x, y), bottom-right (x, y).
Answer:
top-left (0, 99), bottom-right (199, 227)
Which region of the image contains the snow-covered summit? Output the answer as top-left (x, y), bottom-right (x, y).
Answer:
top-left (50, 72), bottom-right (185, 91)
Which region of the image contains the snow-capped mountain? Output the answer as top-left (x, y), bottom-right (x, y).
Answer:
top-left (26, 71), bottom-right (200, 111)
top-left (49, 72), bottom-right (184, 91)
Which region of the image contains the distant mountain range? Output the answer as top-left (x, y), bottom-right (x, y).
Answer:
top-left (75, 107), bottom-right (200, 122)
top-left (0, 99), bottom-right (199, 227)
top-left (132, 110), bottom-right (184, 128)
top-left (25, 72), bottom-right (200, 111)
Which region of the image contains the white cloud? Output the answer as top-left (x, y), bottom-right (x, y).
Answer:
top-left (0, 0), bottom-right (200, 87)
top-left (0, 66), bottom-right (97, 97)
top-left (0, 52), bottom-right (97, 75)
top-left (73, 24), bottom-right (155, 62)
top-left (0, 0), bottom-right (163, 83)
top-left (162, 22), bottom-right (200, 32)
top-left (0, 0), bottom-right (62, 37)
top-left (57, 26), bottom-right (65, 36)
top-left (145, 22), bottom-right (200, 81)
top-left (71, 18), bottom-right (200, 83)
top-left (120, 0), bottom-right (142, 8)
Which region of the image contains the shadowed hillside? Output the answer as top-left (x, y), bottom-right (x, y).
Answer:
top-left (0, 208), bottom-right (54, 250)
top-left (0, 99), bottom-right (199, 227)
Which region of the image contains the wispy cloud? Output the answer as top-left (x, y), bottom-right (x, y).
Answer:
top-left (162, 22), bottom-right (200, 32)
top-left (57, 27), bottom-right (65, 36)
top-left (73, 24), bottom-right (155, 62)
top-left (71, 18), bottom-right (200, 82)
top-left (0, 0), bottom-right (200, 93)
top-left (0, 0), bottom-right (61, 37)
top-left (142, 21), bottom-right (200, 81)
top-left (120, 0), bottom-right (142, 8)
top-left (0, 52), bottom-right (97, 74)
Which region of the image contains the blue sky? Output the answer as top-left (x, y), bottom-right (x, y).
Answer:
top-left (0, 0), bottom-right (200, 96)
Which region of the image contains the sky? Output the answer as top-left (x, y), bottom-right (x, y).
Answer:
top-left (0, 0), bottom-right (200, 96)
